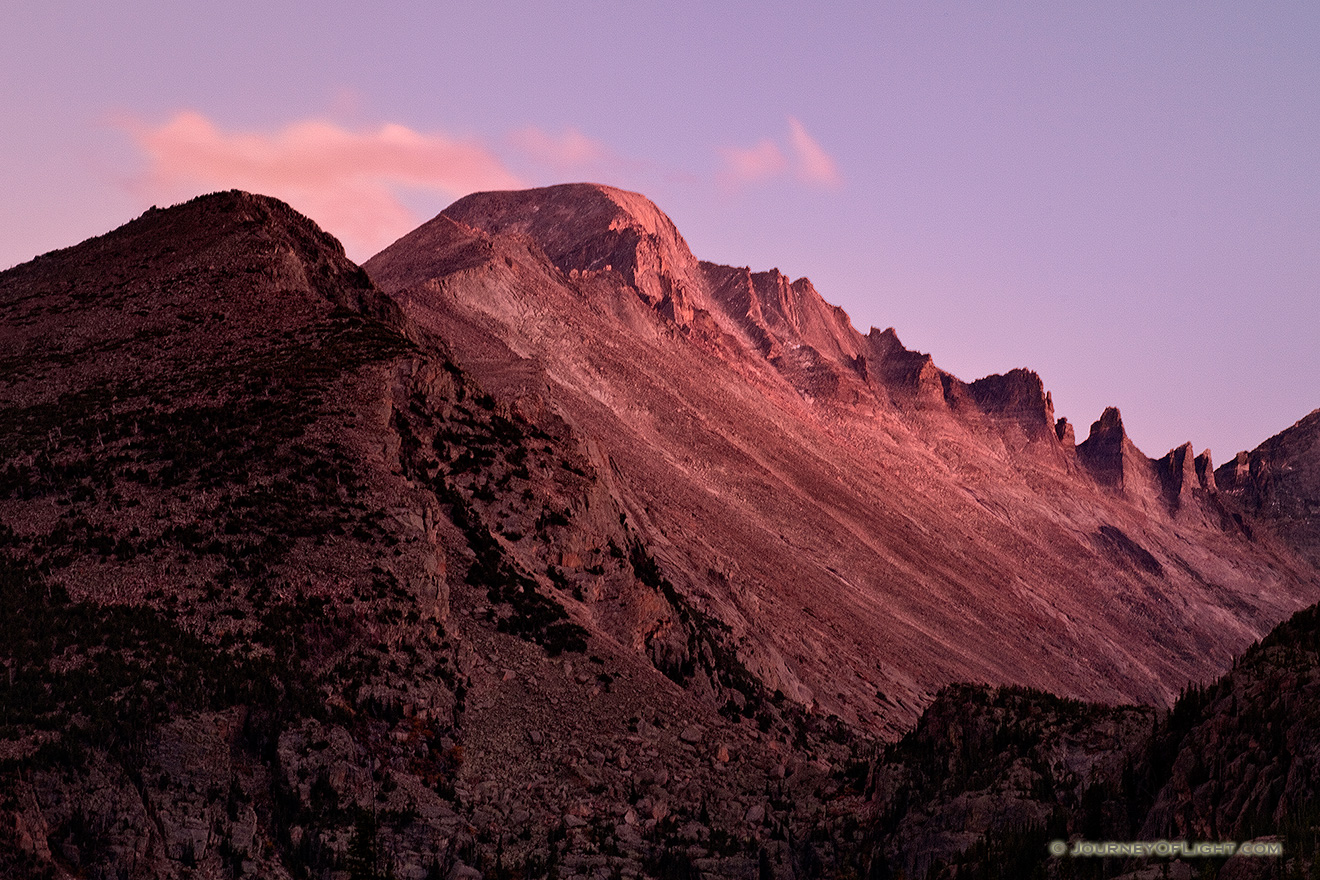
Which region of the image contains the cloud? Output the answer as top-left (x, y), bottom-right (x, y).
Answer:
top-left (117, 110), bottom-right (524, 259)
top-left (116, 110), bottom-right (842, 257)
top-left (509, 126), bottom-right (613, 172)
top-left (720, 118), bottom-right (841, 190)
top-left (720, 139), bottom-right (788, 185)
top-left (787, 117), bottom-right (841, 188)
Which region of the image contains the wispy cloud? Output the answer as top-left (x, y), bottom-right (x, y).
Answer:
top-left (116, 110), bottom-right (524, 258)
top-left (720, 117), bottom-right (842, 190)
top-left (720, 139), bottom-right (789, 185)
top-left (787, 117), bottom-right (841, 188)
top-left (509, 126), bottom-right (614, 173)
top-left (117, 110), bottom-right (840, 258)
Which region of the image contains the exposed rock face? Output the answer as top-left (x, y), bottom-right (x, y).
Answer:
top-left (1225, 450), bottom-right (1252, 484)
top-left (1076, 406), bottom-right (1169, 512)
top-left (1195, 448), bottom-right (1217, 493)
top-left (441, 182), bottom-right (709, 325)
top-left (862, 326), bottom-right (948, 407)
top-left (967, 368), bottom-right (1062, 453)
top-left (1216, 409), bottom-right (1320, 565)
top-left (367, 183), bottom-right (1320, 731)
top-left (1077, 407), bottom-right (1129, 487)
top-left (703, 263), bottom-right (865, 363)
top-left (1054, 415), bottom-right (1077, 457)
top-left (1155, 441), bottom-right (1205, 513)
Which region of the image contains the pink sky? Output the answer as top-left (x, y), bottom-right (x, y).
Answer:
top-left (119, 111), bottom-right (525, 256)
top-left (2, 3), bottom-right (1317, 461)
top-left (117, 110), bottom-right (841, 256)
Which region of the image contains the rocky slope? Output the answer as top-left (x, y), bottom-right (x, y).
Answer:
top-left (3, 187), bottom-right (1319, 880)
top-left (1216, 408), bottom-right (1320, 567)
top-left (366, 182), bottom-right (1320, 733)
top-left (0, 191), bottom-right (461, 879)
top-left (0, 192), bottom-right (879, 880)
top-left (857, 596), bottom-right (1320, 879)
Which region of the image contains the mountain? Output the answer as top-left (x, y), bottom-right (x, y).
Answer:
top-left (1216, 409), bottom-right (1320, 567)
top-left (366, 182), bottom-right (1319, 732)
top-left (860, 595), bottom-right (1320, 879)
top-left (0, 191), bottom-right (883, 880)
top-left (3, 186), bottom-right (1319, 879)
top-left (0, 191), bottom-right (464, 878)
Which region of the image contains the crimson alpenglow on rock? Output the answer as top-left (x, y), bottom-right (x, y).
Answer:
top-left (365, 182), bottom-right (1320, 727)
top-left (3, 186), bottom-right (1319, 879)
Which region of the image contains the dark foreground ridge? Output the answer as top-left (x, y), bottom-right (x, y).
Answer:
top-left (0, 189), bottom-right (1318, 878)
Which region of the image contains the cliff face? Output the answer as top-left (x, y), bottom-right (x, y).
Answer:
top-left (1216, 409), bottom-right (1320, 566)
top-left (703, 263), bottom-right (865, 363)
top-left (1076, 408), bottom-right (1147, 491)
top-left (438, 183), bottom-right (710, 326)
top-left (367, 183), bottom-right (1320, 731)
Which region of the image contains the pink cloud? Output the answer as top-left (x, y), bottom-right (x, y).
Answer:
top-left (719, 139), bottom-right (789, 184)
top-left (117, 110), bottom-right (524, 259)
top-left (509, 126), bottom-right (613, 172)
top-left (720, 119), bottom-right (841, 190)
top-left (787, 117), bottom-right (841, 188)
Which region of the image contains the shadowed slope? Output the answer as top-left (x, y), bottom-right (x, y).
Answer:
top-left (1217, 409), bottom-right (1320, 566)
top-left (0, 191), bottom-right (890, 880)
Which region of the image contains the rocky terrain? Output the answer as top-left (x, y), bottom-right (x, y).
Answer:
top-left (862, 590), bottom-right (1320, 879)
top-left (0, 187), bottom-right (1317, 879)
top-left (1216, 409), bottom-right (1320, 567)
top-left (367, 183), bottom-right (1318, 727)
top-left (0, 192), bottom-right (874, 879)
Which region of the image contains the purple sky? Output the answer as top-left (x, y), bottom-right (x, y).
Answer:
top-left (4, 2), bottom-right (1318, 461)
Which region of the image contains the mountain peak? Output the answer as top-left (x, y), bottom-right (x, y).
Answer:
top-left (442, 183), bottom-right (676, 244)
top-left (1094, 406), bottom-right (1125, 434)
top-left (3, 190), bottom-right (402, 380)
top-left (441, 183), bottom-right (707, 324)
top-left (368, 183), bottom-right (1320, 721)
top-left (1077, 407), bottom-right (1147, 492)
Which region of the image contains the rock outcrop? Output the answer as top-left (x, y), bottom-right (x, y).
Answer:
top-left (1216, 409), bottom-right (1320, 565)
top-left (442, 182), bottom-right (709, 325)
top-left (703, 263), bottom-right (864, 363)
top-left (968, 368), bottom-right (1061, 450)
top-left (1195, 448), bottom-right (1217, 493)
top-left (1155, 441), bottom-right (1205, 513)
top-left (1076, 407), bottom-right (1166, 509)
